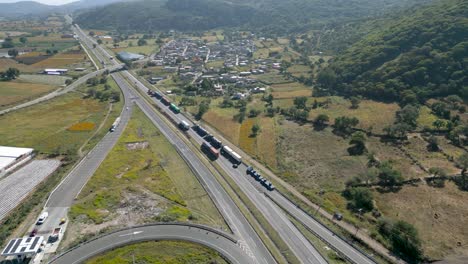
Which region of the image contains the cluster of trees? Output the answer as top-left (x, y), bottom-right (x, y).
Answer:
top-left (317, 0), bottom-right (468, 103)
top-left (195, 99), bottom-right (211, 120)
top-left (378, 218), bottom-right (423, 262)
top-left (86, 76), bottom-right (120, 102)
top-left (0, 67), bottom-right (20, 81)
top-left (75, 0), bottom-right (425, 34)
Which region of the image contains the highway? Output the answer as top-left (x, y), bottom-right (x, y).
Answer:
top-left (49, 224), bottom-right (250, 264)
top-left (0, 64), bottom-right (123, 116)
top-left (74, 24), bottom-right (377, 264)
top-left (75, 26), bottom-right (330, 263)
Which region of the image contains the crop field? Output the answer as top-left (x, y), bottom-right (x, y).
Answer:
top-left (272, 89), bottom-right (312, 99)
top-left (86, 241), bottom-right (228, 264)
top-left (70, 108), bottom-right (224, 228)
top-left (287, 65), bottom-right (312, 78)
top-left (271, 82), bottom-right (311, 92)
top-left (0, 58), bottom-right (42, 73)
top-left (32, 52), bottom-right (88, 68)
top-left (0, 78), bottom-right (121, 156)
top-left (0, 80), bottom-right (56, 108)
top-left (374, 181), bottom-right (468, 260)
top-left (202, 105), bottom-right (241, 145)
top-left (18, 74), bottom-right (70, 86)
top-left (206, 60), bottom-right (225, 68)
top-left (253, 48), bottom-right (270, 59)
top-left (253, 72), bottom-right (292, 84)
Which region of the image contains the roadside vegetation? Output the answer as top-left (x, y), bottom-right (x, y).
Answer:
top-left (67, 107), bottom-right (225, 247)
top-left (85, 241), bottom-right (228, 264)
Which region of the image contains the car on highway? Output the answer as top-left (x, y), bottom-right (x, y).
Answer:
top-left (29, 229), bottom-right (38, 237)
top-left (36, 212), bottom-right (48, 225)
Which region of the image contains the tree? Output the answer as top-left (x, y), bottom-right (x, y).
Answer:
top-left (249, 109), bottom-right (261, 117)
top-left (7, 49), bottom-right (18, 58)
top-left (110, 91), bottom-right (120, 102)
top-left (2, 67), bottom-right (20, 80)
top-left (396, 105), bottom-right (419, 129)
top-left (377, 161), bottom-right (403, 187)
top-left (1, 37), bottom-right (14, 48)
top-left (314, 114), bottom-right (329, 126)
top-left (97, 39), bottom-right (103, 44)
top-left (65, 79), bottom-right (73, 85)
top-left (343, 187), bottom-right (374, 212)
top-left (427, 136), bottom-right (439, 151)
top-left (196, 100), bottom-right (210, 120)
top-left (350, 96), bottom-right (361, 109)
top-left (293, 96), bottom-right (308, 109)
top-left (432, 119), bottom-right (445, 130)
top-left (456, 153), bottom-right (468, 190)
top-left (138, 38), bottom-right (147, 46)
top-left (378, 219), bottom-right (422, 262)
top-left (334, 116), bottom-right (359, 135)
top-left (251, 124), bottom-right (261, 137)
top-left (317, 68), bottom-right (336, 88)
top-left (266, 107), bottom-right (276, 117)
top-left (348, 131), bottom-right (367, 155)
top-left (384, 123), bottom-right (412, 139)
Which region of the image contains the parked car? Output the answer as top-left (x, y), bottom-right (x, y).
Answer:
top-left (29, 229), bottom-right (38, 237)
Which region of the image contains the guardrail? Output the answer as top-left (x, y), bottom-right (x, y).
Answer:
top-left (48, 222), bottom-right (237, 263)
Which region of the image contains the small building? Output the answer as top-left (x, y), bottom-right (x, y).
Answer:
top-left (148, 76), bottom-right (164, 84)
top-left (74, 67), bottom-right (86, 71)
top-left (251, 87), bottom-right (266, 93)
top-left (44, 68), bottom-right (68, 75)
top-left (232, 93), bottom-right (246, 100)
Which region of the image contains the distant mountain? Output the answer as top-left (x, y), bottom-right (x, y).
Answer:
top-left (74, 0), bottom-right (431, 33)
top-left (319, 0), bottom-right (468, 102)
top-left (0, 0), bottom-right (130, 18)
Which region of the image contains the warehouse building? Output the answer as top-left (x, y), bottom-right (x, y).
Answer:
top-left (0, 146), bottom-right (34, 178)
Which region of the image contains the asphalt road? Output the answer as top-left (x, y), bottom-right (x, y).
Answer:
top-left (49, 224), bottom-right (251, 264)
top-left (0, 65), bottom-right (122, 116)
top-left (125, 73), bottom-right (327, 264)
top-left (36, 73), bottom-right (135, 244)
top-left (112, 73), bottom-right (273, 264)
top-left (75, 26), bottom-right (275, 262)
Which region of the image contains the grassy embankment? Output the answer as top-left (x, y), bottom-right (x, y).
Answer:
top-left (85, 241), bottom-right (228, 264)
top-left (69, 107), bottom-right (225, 233)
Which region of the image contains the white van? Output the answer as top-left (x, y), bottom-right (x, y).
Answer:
top-left (36, 212), bottom-right (49, 225)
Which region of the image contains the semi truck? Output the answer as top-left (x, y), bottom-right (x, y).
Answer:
top-left (169, 103), bottom-right (180, 114)
top-left (221, 145), bottom-right (242, 165)
top-left (192, 125), bottom-right (208, 137)
top-left (178, 120), bottom-right (190, 131)
top-left (110, 117), bottom-right (121, 132)
top-left (160, 96), bottom-right (171, 106)
top-left (201, 142), bottom-right (219, 159)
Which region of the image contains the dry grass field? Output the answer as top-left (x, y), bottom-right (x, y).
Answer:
top-left (374, 182), bottom-right (468, 260)
top-left (32, 52), bottom-right (87, 68)
top-left (270, 82), bottom-right (311, 92)
top-left (202, 107), bottom-right (241, 145)
top-left (0, 80), bottom-right (56, 108)
top-left (272, 89), bottom-right (312, 99)
top-left (287, 65), bottom-right (312, 78)
top-left (0, 58), bottom-right (42, 73)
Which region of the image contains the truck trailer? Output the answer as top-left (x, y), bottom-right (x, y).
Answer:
top-left (110, 117), bottom-right (121, 132)
top-left (201, 142), bottom-right (219, 159)
top-left (221, 145), bottom-right (242, 165)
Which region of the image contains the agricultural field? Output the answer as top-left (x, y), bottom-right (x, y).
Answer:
top-left (253, 72), bottom-right (292, 84)
top-left (0, 58), bottom-right (42, 73)
top-left (18, 74), bottom-right (70, 86)
top-left (0, 78), bottom-right (121, 156)
top-left (0, 80), bottom-right (56, 109)
top-left (86, 241), bottom-right (228, 264)
top-left (31, 49), bottom-right (88, 68)
top-left (67, 107), bottom-right (225, 244)
top-left (111, 39), bottom-right (160, 55)
top-left (287, 64), bottom-right (312, 78)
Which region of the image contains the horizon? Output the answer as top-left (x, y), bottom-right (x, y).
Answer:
top-left (0, 0), bottom-right (77, 5)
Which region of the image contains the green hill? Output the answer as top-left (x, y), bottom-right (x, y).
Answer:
top-left (318, 0), bottom-right (468, 103)
top-left (74, 0), bottom-right (430, 33)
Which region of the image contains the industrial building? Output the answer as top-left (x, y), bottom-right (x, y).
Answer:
top-left (0, 146), bottom-right (34, 178)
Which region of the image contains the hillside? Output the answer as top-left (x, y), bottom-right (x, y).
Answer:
top-left (319, 0), bottom-right (468, 103)
top-left (74, 0), bottom-right (431, 33)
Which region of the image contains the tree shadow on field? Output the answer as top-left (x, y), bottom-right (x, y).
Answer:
top-left (375, 185), bottom-right (402, 194)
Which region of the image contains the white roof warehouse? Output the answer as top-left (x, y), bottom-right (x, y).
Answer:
top-left (0, 146), bottom-right (34, 177)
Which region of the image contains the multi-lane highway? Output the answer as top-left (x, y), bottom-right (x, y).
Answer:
top-left (49, 224), bottom-right (250, 264)
top-left (70, 23), bottom-right (379, 264)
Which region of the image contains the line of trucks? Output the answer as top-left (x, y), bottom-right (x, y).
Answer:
top-left (147, 88), bottom-right (275, 191)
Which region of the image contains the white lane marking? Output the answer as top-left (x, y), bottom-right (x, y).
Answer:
top-left (118, 231), bottom-right (143, 237)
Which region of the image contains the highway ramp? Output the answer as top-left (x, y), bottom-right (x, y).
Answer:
top-left (49, 224), bottom-right (251, 264)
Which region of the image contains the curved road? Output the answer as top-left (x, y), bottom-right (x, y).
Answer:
top-left (49, 224), bottom-right (250, 264)
top-left (0, 65), bottom-right (123, 116)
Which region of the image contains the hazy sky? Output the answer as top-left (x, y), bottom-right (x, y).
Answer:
top-left (0, 0), bottom-right (77, 5)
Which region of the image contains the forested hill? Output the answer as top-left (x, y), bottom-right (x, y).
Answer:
top-left (319, 0), bottom-right (468, 103)
top-left (74, 0), bottom-right (430, 33)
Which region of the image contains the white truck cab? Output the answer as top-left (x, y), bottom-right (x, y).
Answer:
top-left (36, 212), bottom-right (49, 225)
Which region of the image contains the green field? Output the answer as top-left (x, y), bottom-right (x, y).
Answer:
top-left (0, 79), bottom-right (120, 156)
top-left (85, 241), bottom-right (228, 264)
top-left (70, 107), bottom-right (224, 228)
top-left (0, 80), bottom-right (57, 109)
